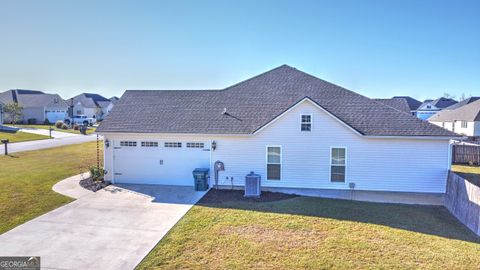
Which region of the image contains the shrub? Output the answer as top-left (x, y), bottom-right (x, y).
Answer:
top-left (61, 123), bottom-right (68, 130)
top-left (55, 120), bottom-right (64, 128)
top-left (27, 118), bottom-right (37, 125)
top-left (73, 124), bottom-right (79, 130)
top-left (89, 166), bottom-right (106, 182)
top-left (43, 118), bottom-right (51, 125)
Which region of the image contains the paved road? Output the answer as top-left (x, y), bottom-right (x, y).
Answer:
top-left (5, 129), bottom-right (98, 153)
top-left (0, 180), bottom-right (206, 270)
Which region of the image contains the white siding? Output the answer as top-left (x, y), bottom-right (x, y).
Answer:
top-left (102, 100), bottom-right (450, 193)
top-left (431, 120), bottom-right (478, 137)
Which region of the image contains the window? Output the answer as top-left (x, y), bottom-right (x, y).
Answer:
top-left (141, 141), bottom-right (158, 147)
top-left (120, 141), bottom-right (137, 147)
top-left (187, 142), bottom-right (204, 148)
top-left (165, 142), bottom-right (182, 148)
top-left (330, 148), bottom-right (346, 182)
top-left (301, 114), bottom-right (312, 131)
top-left (266, 146), bottom-right (281, 180)
top-left (461, 121), bottom-right (468, 128)
top-left (426, 105), bottom-right (432, 109)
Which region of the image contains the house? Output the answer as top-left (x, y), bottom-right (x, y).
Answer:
top-left (97, 65), bottom-right (457, 195)
top-left (416, 97), bottom-right (458, 120)
top-left (0, 89), bottom-right (68, 124)
top-left (392, 96), bottom-right (422, 116)
top-left (373, 98), bottom-right (411, 114)
top-left (443, 97), bottom-right (480, 111)
top-left (429, 99), bottom-right (480, 137)
top-left (71, 93), bottom-right (114, 120)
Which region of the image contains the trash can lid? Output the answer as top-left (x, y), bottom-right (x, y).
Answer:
top-left (193, 168), bottom-right (209, 173)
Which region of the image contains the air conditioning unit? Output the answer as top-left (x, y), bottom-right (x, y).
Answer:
top-left (245, 171), bottom-right (261, 197)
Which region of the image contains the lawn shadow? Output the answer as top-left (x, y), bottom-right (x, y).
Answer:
top-left (198, 189), bottom-right (480, 244)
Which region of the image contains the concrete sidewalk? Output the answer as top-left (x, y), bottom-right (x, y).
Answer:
top-left (4, 133), bottom-right (97, 154)
top-left (19, 128), bottom-right (81, 138)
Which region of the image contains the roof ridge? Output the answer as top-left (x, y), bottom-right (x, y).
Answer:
top-left (222, 64), bottom-right (293, 91)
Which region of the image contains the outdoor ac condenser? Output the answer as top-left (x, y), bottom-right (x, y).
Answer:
top-left (244, 171), bottom-right (261, 197)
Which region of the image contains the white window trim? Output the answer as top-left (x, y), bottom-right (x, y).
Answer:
top-left (265, 145), bottom-right (282, 181)
top-left (329, 146), bottom-right (347, 183)
top-left (300, 113), bottom-right (313, 132)
top-left (461, 121), bottom-right (468, 128)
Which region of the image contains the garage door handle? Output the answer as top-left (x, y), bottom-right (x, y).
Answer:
top-left (114, 147), bottom-right (121, 149)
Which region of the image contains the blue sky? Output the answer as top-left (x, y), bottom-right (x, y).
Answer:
top-left (1, 0), bottom-right (478, 101)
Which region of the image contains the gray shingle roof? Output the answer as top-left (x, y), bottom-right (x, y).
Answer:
top-left (429, 99), bottom-right (480, 122)
top-left (373, 98), bottom-right (411, 113)
top-left (420, 97), bottom-right (458, 109)
top-left (392, 96), bottom-right (422, 111)
top-left (97, 65), bottom-right (456, 137)
top-left (444, 97), bottom-right (480, 110)
top-left (0, 89), bottom-right (68, 108)
top-left (71, 93), bottom-right (111, 108)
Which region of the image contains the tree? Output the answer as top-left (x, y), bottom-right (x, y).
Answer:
top-left (4, 102), bottom-right (23, 125)
top-left (443, 93), bottom-right (456, 100)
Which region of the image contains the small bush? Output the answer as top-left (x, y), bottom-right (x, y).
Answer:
top-left (27, 118), bottom-right (37, 124)
top-left (73, 124), bottom-right (79, 130)
top-left (43, 118), bottom-right (51, 125)
top-left (89, 166), bottom-right (106, 182)
top-left (55, 120), bottom-right (64, 128)
top-left (61, 123), bottom-right (68, 130)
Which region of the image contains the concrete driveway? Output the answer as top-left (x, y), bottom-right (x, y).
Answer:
top-left (0, 184), bottom-right (206, 270)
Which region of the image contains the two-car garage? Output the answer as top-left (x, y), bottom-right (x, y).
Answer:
top-left (112, 140), bottom-right (211, 186)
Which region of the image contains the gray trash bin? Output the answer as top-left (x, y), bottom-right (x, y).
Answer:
top-left (193, 168), bottom-right (209, 191)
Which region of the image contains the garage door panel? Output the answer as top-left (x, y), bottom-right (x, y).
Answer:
top-left (113, 142), bottom-right (210, 186)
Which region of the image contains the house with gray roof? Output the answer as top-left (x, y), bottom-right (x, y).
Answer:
top-left (0, 89), bottom-right (68, 124)
top-left (373, 98), bottom-right (411, 114)
top-left (97, 65), bottom-right (458, 198)
top-left (444, 97), bottom-right (480, 111)
top-left (70, 93), bottom-right (114, 121)
top-left (416, 97), bottom-right (458, 120)
top-left (429, 99), bottom-right (480, 137)
top-left (392, 96), bottom-right (422, 116)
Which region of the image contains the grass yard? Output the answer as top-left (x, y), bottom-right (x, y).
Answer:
top-left (0, 141), bottom-right (102, 233)
top-left (139, 189), bottom-right (480, 270)
top-left (452, 164), bottom-right (480, 187)
top-left (0, 131), bottom-right (50, 144)
top-left (8, 124), bottom-right (96, 135)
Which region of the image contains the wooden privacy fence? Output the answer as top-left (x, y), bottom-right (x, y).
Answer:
top-left (445, 172), bottom-right (480, 236)
top-left (452, 144), bottom-right (480, 165)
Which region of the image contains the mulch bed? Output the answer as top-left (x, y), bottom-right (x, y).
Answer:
top-left (79, 177), bottom-right (110, 192)
top-left (198, 188), bottom-right (297, 204)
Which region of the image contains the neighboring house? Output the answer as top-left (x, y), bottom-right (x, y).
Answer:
top-left (443, 97), bottom-right (480, 111)
top-left (97, 65), bottom-right (457, 195)
top-left (429, 99), bottom-right (480, 137)
top-left (71, 93), bottom-right (113, 120)
top-left (392, 96), bottom-right (422, 116)
top-left (416, 97), bottom-right (458, 120)
top-left (373, 98), bottom-right (411, 114)
top-left (0, 89), bottom-right (68, 124)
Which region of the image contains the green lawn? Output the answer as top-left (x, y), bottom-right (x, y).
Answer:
top-left (452, 164), bottom-right (480, 186)
top-left (0, 131), bottom-right (50, 144)
top-left (8, 124), bottom-right (96, 135)
top-left (139, 189), bottom-right (480, 270)
top-left (0, 141), bottom-right (102, 233)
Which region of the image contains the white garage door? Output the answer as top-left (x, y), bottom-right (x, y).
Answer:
top-left (46, 110), bottom-right (67, 122)
top-left (113, 140), bottom-right (210, 186)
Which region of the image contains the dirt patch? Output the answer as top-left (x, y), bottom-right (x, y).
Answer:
top-left (79, 177), bottom-right (110, 192)
top-left (198, 189), bottom-right (297, 204)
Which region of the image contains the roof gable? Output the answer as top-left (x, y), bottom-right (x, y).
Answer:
top-left (429, 99), bottom-right (480, 122)
top-left (97, 65), bottom-right (456, 137)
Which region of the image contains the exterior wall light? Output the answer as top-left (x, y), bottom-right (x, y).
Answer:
top-left (105, 139), bottom-right (110, 148)
top-left (211, 141), bottom-right (217, 151)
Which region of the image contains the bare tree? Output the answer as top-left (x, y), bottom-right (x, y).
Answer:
top-left (443, 92), bottom-right (456, 100)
